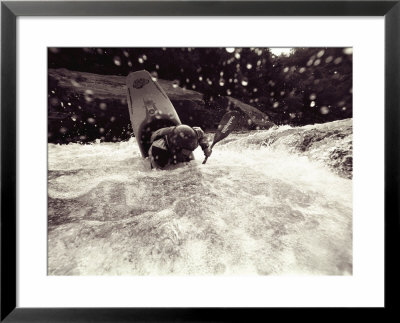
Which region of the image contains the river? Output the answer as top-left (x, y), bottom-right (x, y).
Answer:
top-left (48, 121), bottom-right (352, 275)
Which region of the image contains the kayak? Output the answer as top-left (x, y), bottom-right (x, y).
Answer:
top-left (126, 70), bottom-right (181, 158)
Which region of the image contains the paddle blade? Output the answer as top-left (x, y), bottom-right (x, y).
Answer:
top-left (212, 111), bottom-right (241, 145)
top-left (202, 111), bottom-right (241, 165)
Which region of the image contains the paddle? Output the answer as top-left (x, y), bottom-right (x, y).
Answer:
top-left (202, 110), bottom-right (241, 164)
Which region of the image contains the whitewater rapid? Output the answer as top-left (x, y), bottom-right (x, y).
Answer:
top-left (48, 125), bottom-right (352, 275)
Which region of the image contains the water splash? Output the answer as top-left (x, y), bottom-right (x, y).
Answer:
top-left (48, 122), bottom-right (352, 276)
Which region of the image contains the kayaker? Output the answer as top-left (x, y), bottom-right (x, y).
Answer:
top-left (148, 125), bottom-right (212, 169)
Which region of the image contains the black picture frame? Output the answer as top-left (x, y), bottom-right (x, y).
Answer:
top-left (1, 0), bottom-right (399, 321)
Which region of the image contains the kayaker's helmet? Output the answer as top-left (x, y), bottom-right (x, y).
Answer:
top-left (170, 125), bottom-right (198, 151)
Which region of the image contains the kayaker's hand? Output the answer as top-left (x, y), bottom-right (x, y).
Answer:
top-left (204, 147), bottom-right (212, 158)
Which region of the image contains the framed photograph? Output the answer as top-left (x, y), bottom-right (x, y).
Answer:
top-left (1, 0), bottom-right (398, 321)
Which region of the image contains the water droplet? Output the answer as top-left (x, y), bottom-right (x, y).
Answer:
top-left (150, 71), bottom-right (158, 81)
top-left (127, 61), bottom-right (132, 67)
top-left (199, 76), bottom-right (203, 81)
top-left (325, 56), bottom-right (333, 63)
top-left (246, 63), bottom-right (252, 70)
top-left (226, 48), bottom-right (235, 53)
top-left (320, 106), bottom-right (329, 114)
top-left (306, 60), bottom-right (313, 66)
top-left (299, 67), bottom-right (306, 73)
top-left (87, 117), bottom-right (96, 124)
top-left (317, 50), bottom-right (325, 58)
top-left (289, 113), bottom-right (296, 119)
top-left (99, 128), bottom-right (105, 134)
top-left (50, 98), bottom-right (59, 106)
top-left (84, 90), bottom-right (94, 103)
top-left (309, 93), bottom-right (316, 100)
top-left (270, 92), bottom-right (275, 97)
top-left (253, 88), bottom-right (258, 93)
top-left (71, 115), bottom-right (78, 122)
top-left (283, 67), bottom-right (289, 73)
top-left (227, 89), bottom-right (232, 95)
top-left (155, 64), bottom-right (160, 70)
top-left (59, 127), bottom-right (68, 134)
top-left (273, 102), bottom-right (279, 108)
top-left (172, 80), bottom-right (180, 88)
top-left (49, 48), bottom-right (60, 54)
top-left (123, 50), bottom-right (129, 57)
top-left (138, 57), bottom-right (144, 64)
top-left (310, 101), bottom-right (316, 107)
top-left (343, 48), bottom-right (353, 55)
top-left (113, 56), bottom-right (122, 66)
top-left (334, 57), bottom-right (343, 64)
top-left (314, 59), bottom-right (321, 66)
top-left (219, 79), bottom-right (225, 86)
top-left (241, 78), bottom-right (248, 86)
top-left (207, 79), bottom-right (213, 85)
top-left (110, 116), bottom-right (116, 122)
top-left (257, 60), bottom-right (262, 66)
top-left (342, 107), bottom-right (347, 111)
top-left (280, 91), bottom-right (285, 96)
top-left (142, 54), bottom-right (147, 61)
top-left (70, 79), bottom-right (80, 87)
top-left (235, 52), bottom-right (241, 59)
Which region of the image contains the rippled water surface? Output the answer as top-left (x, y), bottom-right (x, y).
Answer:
top-left (48, 125), bottom-right (352, 275)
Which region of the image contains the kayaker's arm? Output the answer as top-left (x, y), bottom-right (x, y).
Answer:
top-left (150, 126), bottom-right (176, 143)
top-left (199, 137), bottom-right (210, 151)
top-left (193, 126), bottom-right (212, 157)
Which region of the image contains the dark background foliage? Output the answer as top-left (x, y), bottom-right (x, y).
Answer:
top-left (48, 47), bottom-right (352, 143)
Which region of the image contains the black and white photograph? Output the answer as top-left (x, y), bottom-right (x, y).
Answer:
top-left (47, 47), bottom-right (353, 276)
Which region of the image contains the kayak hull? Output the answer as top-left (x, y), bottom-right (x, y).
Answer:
top-left (126, 70), bottom-right (181, 158)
